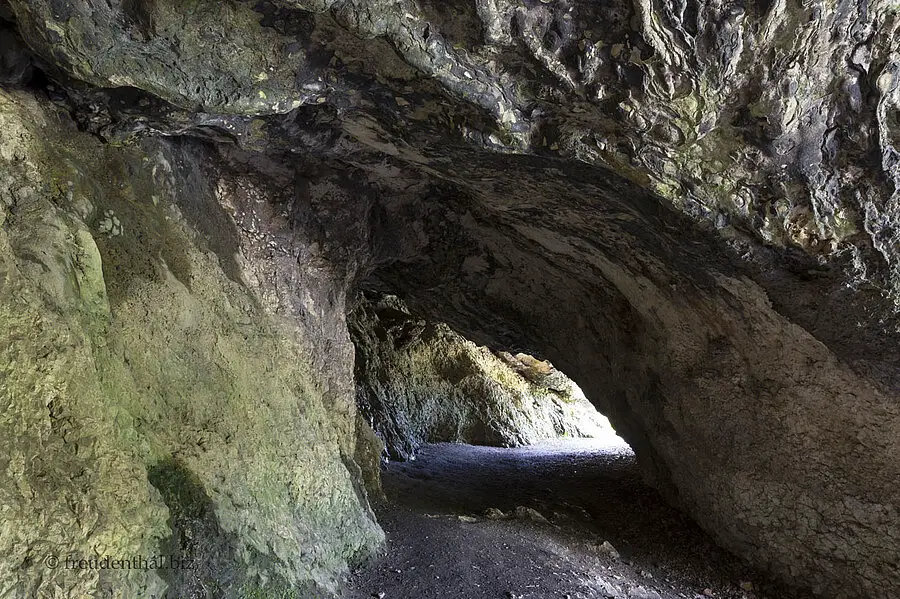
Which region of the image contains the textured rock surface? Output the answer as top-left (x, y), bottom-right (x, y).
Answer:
top-left (0, 90), bottom-right (382, 599)
top-left (350, 294), bottom-right (608, 460)
top-left (1, 0), bottom-right (900, 597)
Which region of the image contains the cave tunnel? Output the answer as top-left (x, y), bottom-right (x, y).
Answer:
top-left (348, 292), bottom-right (630, 460)
top-left (1, 1), bottom-right (899, 599)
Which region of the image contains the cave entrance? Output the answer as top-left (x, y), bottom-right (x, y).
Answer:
top-left (350, 293), bottom-right (632, 462)
top-left (348, 296), bottom-right (805, 599)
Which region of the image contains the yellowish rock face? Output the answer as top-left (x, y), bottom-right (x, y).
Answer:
top-left (0, 90), bottom-right (382, 599)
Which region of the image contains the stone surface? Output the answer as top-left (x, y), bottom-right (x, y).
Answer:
top-left (350, 293), bottom-right (609, 460)
top-left (483, 508), bottom-right (507, 520)
top-left (513, 506), bottom-right (550, 524)
top-left (1, 0), bottom-right (899, 597)
top-left (0, 89), bottom-right (382, 599)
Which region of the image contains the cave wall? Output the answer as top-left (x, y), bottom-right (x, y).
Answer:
top-left (280, 143), bottom-right (900, 597)
top-left (0, 90), bottom-right (382, 599)
top-left (349, 294), bottom-right (607, 460)
top-left (0, 0), bottom-right (899, 597)
top-left (358, 154), bottom-right (900, 598)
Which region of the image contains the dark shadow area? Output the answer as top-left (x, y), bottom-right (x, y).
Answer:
top-left (346, 440), bottom-right (815, 599)
top-left (147, 458), bottom-right (247, 599)
top-left (0, 12), bottom-right (45, 90)
top-left (147, 459), bottom-right (325, 599)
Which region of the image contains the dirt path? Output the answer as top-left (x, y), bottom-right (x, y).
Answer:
top-left (343, 439), bottom-right (815, 599)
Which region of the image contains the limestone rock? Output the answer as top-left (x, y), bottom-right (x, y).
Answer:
top-left (627, 587), bottom-right (661, 599)
top-left (514, 506), bottom-right (550, 524)
top-left (349, 293), bottom-right (608, 460)
top-left (597, 541), bottom-right (621, 561)
top-left (0, 89), bottom-right (382, 599)
top-left (0, 0), bottom-right (899, 596)
top-left (484, 508), bottom-right (508, 520)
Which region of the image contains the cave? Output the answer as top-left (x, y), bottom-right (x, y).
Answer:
top-left (348, 293), bottom-right (622, 462)
top-left (0, 1), bottom-right (898, 599)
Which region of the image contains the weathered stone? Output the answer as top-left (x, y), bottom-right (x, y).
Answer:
top-left (349, 293), bottom-right (608, 460)
top-left (514, 506), bottom-right (550, 524)
top-left (597, 541), bottom-right (621, 561)
top-left (0, 0), bottom-right (898, 597)
top-left (0, 89), bottom-right (382, 599)
top-left (484, 507), bottom-right (508, 520)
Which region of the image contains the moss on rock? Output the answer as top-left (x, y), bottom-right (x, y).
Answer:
top-left (0, 89), bottom-right (382, 599)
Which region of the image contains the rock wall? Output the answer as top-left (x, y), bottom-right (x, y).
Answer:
top-left (360, 156), bottom-right (900, 599)
top-left (0, 89), bottom-right (382, 599)
top-left (349, 294), bottom-right (608, 460)
top-left (1, 0), bottom-right (899, 597)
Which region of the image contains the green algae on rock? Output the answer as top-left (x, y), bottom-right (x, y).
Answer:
top-left (1, 0), bottom-right (900, 597)
top-left (0, 89), bottom-right (381, 599)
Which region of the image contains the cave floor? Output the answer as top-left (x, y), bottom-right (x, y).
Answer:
top-left (343, 439), bottom-right (815, 599)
